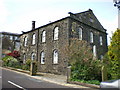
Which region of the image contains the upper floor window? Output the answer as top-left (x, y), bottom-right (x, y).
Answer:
top-left (90, 32), bottom-right (93, 43)
top-left (41, 51), bottom-right (45, 64)
top-left (24, 36), bottom-right (27, 46)
top-left (31, 52), bottom-right (35, 60)
top-left (53, 50), bottom-right (58, 64)
top-left (15, 36), bottom-right (18, 40)
top-left (10, 36), bottom-right (13, 40)
top-left (93, 45), bottom-right (97, 57)
top-left (100, 36), bottom-right (103, 45)
top-left (42, 31), bottom-right (46, 43)
top-left (78, 27), bottom-right (82, 40)
top-left (54, 27), bottom-right (59, 40)
top-left (32, 33), bottom-right (36, 45)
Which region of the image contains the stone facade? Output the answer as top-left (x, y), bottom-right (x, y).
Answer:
top-left (20, 9), bottom-right (108, 75)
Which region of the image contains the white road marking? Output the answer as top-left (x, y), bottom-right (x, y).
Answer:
top-left (0, 76), bottom-right (1, 78)
top-left (8, 81), bottom-right (26, 90)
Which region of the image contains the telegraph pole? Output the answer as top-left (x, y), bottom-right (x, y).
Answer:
top-left (113, 0), bottom-right (120, 28)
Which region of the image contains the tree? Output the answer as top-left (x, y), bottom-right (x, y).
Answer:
top-left (107, 29), bottom-right (120, 79)
top-left (63, 38), bottom-right (101, 81)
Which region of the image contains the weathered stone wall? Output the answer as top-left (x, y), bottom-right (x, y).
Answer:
top-left (20, 10), bottom-right (108, 75)
top-left (69, 17), bottom-right (108, 59)
top-left (37, 18), bottom-right (69, 75)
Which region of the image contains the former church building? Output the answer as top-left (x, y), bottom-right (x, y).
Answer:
top-left (20, 9), bottom-right (108, 75)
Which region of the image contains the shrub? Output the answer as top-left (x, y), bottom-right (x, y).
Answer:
top-left (7, 51), bottom-right (20, 58)
top-left (22, 59), bottom-right (32, 71)
top-left (2, 56), bottom-right (19, 68)
top-left (62, 38), bottom-right (102, 82)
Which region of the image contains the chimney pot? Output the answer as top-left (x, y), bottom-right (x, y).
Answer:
top-left (32, 21), bottom-right (36, 30)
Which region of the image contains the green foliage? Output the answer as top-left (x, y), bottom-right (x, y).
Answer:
top-left (107, 29), bottom-right (120, 79)
top-left (2, 56), bottom-right (19, 68)
top-left (63, 38), bottom-right (102, 83)
top-left (71, 79), bottom-right (100, 85)
top-left (22, 59), bottom-right (38, 73)
top-left (22, 59), bottom-right (32, 71)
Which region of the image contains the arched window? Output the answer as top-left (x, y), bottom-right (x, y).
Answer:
top-left (32, 33), bottom-right (36, 45)
top-left (93, 45), bottom-right (96, 57)
top-left (42, 31), bottom-right (46, 42)
top-left (54, 27), bottom-right (59, 40)
top-left (78, 27), bottom-right (82, 40)
top-left (100, 36), bottom-right (103, 45)
top-left (41, 51), bottom-right (45, 64)
top-left (90, 32), bottom-right (93, 43)
top-left (53, 50), bottom-right (58, 64)
top-left (31, 53), bottom-right (35, 60)
top-left (24, 36), bottom-right (27, 46)
top-left (23, 53), bottom-right (26, 64)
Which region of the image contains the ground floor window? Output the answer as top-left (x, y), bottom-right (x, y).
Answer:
top-left (31, 52), bottom-right (35, 60)
top-left (53, 50), bottom-right (58, 64)
top-left (41, 51), bottom-right (45, 64)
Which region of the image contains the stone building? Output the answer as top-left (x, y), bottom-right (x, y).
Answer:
top-left (20, 9), bottom-right (108, 75)
top-left (0, 32), bottom-right (20, 57)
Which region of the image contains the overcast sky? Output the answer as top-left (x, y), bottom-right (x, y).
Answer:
top-left (0, 0), bottom-right (118, 44)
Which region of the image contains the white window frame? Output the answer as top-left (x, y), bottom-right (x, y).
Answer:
top-left (32, 33), bottom-right (36, 45)
top-left (78, 27), bottom-right (82, 40)
top-left (10, 36), bottom-right (13, 40)
top-left (31, 53), bottom-right (35, 60)
top-left (93, 45), bottom-right (97, 57)
top-left (90, 32), bottom-right (93, 43)
top-left (54, 27), bottom-right (59, 40)
top-left (53, 50), bottom-right (58, 64)
top-left (41, 51), bottom-right (45, 64)
top-left (42, 31), bottom-right (46, 43)
top-left (24, 36), bottom-right (27, 46)
top-left (100, 36), bottom-right (103, 45)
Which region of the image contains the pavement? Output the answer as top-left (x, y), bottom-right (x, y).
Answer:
top-left (1, 67), bottom-right (99, 89)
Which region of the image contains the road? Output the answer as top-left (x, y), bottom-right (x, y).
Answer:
top-left (1, 68), bottom-right (77, 89)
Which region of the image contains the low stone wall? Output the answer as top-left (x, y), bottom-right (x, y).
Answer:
top-left (68, 81), bottom-right (100, 89)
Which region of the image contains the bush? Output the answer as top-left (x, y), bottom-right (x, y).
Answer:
top-left (63, 39), bottom-right (102, 82)
top-left (2, 56), bottom-right (19, 68)
top-left (22, 59), bottom-right (32, 71)
top-left (22, 59), bottom-right (38, 73)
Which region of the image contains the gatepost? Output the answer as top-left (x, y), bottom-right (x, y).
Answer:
top-left (30, 62), bottom-right (37, 76)
top-left (67, 66), bottom-right (71, 83)
top-left (101, 65), bottom-right (108, 81)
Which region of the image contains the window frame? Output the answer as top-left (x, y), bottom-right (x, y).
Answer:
top-left (31, 52), bottom-right (35, 60)
top-left (41, 51), bottom-right (45, 64)
top-left (53, 50), bottom-right (58, 64)
top-left (78, 27), bottom-right (82, 40)
top-left (42, 30), bottom-right (46, 43)
top-left (32, 33), bottom-right (36, 45)
top-left (100, 36), bottom-right (103, 45)
top-left (24, 36), bottom-right (27, 46)
top-left (90, 32), bottom-right (93, 43)
top-left (93, 45), bottom-right (97, 57)
top-left (53, 27), bottom-right (59, 40)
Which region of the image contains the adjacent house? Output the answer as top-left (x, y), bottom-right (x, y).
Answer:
top-left (20, 9), bottom-right (108, 75)
top-left (0, 32), bottom-right (20, 57)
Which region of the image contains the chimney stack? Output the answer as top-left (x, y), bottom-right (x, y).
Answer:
top-left (32, 21), bottom-right (35, 30)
